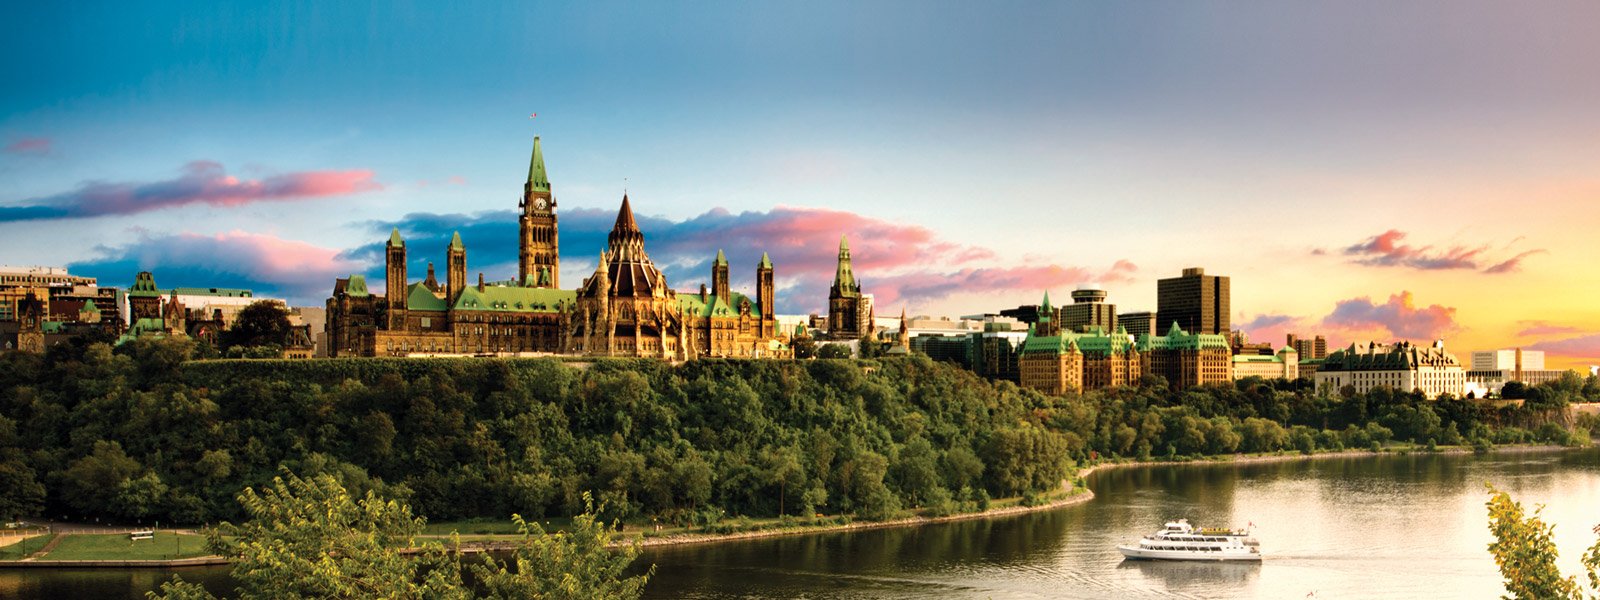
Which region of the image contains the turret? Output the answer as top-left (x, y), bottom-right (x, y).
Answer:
top-left (519, 136), bottom-right (559, 287)
top-left (712, 249), bottom-right (730, 301)
top-left (386, 228), bottom-right (407, 329)
top-left (447, 232), bottom-right (466, 302)
top-left (757, 252), bottom-right (774, 321)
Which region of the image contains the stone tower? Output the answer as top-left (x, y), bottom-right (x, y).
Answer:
top-left (447, 232), bottom-right (466, 303)
top-left (712, 249), bottom-right (730, 301)
top-left (385, 228), bottom-right (407, 329)
top-left (828, 235), bottom-right (863, 339)
top-left (518, 136), bottom-right (559, 288)
top-left (757, 252), bottom-right (774, 336)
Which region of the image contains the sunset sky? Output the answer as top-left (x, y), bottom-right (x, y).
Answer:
top-left (3, 2), bottom-right (1597, 369)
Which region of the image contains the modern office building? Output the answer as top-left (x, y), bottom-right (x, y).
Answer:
top-left (1465, 348), bottom-right (1567, 394)
top-left (1118, 311), bottom-right (1156, 338)
top-left (0, 265), bottom-right (123, 333)
top-left (1287, 333), bottom-right (1328, 360)
top-left (1061, 285), bottom-right (1117, 333)
top-left (1156, 267), bottom-right (1230, 335)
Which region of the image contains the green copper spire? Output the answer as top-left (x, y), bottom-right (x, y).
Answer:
top-left (831, 235), bottom-right (857, 295)
top-left (388, 227), bottom-right (403, 247)
top-left (1041, 291), bottom-right (1053, 314)
top-left (449, 231), bottom-right (463, 250)
top-left (715, 249), bottom-right (727, 266)
top-left (759, 252), bottom-right (772, 269)
top-left (527, 137), bottom-right (550, 193)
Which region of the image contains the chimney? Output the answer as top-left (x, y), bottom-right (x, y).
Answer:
top-left (477, 273), bottom-right (486, 292)
top-left (700, 283), bottom-right (708, 302)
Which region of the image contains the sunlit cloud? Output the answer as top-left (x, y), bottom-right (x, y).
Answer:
top-left (1239, 291), bottom-right (1462, 349)
top-left (1337, 230), bottom-right (1543, 274)
top-left (69, 230), bottom-right (367, 304)
top-left (348, 203), bottom-right (1136, 313)
top-left (0, 160), bottom-right (382, 222)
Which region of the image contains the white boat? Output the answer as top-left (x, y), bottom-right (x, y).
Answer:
top-left (1117, 519), bottom-right (1262, 562)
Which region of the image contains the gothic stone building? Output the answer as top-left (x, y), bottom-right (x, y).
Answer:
top-left (827, 236), bottom-right (873, 340)
top-left (326, 137), bottom-right (787, 359)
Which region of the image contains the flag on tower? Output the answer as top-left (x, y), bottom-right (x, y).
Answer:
top-left (529, 113), bottom-right (537, 119)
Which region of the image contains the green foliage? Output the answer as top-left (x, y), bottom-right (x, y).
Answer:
top-left (150, 474), bottom-right (648, 600)
top-left (3, 349), bottom-right (1592, 530)
top-left (218, 301), bottom-right (291, 355)
top-left (471, 493), bottom-right (652, 600)
top-left (1483, 484), bottom-right (1600, 600)
top-left (816, 344), bottom-right (852, 359)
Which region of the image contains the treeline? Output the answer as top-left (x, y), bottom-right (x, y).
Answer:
top-left (0, 336), bottom-right (1595, 527)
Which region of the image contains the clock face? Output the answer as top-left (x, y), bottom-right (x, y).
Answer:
top-left (535, 197), bottom-right (548, 210)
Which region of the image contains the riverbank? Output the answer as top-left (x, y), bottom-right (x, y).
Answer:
top-left (2, 443), bottom-right (1576, 567)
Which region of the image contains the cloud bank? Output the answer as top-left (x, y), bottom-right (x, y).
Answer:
top-left (1, 161), bottom-right (381, 222)
top-left (1237, 291), bottom-right (1461, 348)
top-left (69, 230), bottom-right (365, 303)
top-left (1336, 230), bottom-right (1543, 274)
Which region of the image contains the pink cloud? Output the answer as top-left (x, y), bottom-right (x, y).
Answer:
top-left (1528, 334), bottom-right (1600, 363)
top-left (1321, 291), bottom-right (1460, 341)
top-left (0, 161), bottom-right (382, 222)
top-left (448, 176), bottom-right (467, 185)
top-left (70, 230), bottom-right (367, 304)
top-left (1484, 249), bottom-right (1547, 274)
top-left (1343, 229), bottom-right (1485, 270)
top-left (1338, 230), bottom-right (1544, 274)
top-left (1516, 320), bottom-right (1585, 338)
top-left (3, 137), bottom-right (50, 155)
top-left (1240, 291), bottom-right (1462, 349)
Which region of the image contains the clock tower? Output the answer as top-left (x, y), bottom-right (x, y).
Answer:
top-left (519, 136), bottom-right (560, 288)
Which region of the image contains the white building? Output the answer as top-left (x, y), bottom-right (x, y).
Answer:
top-left (1232, 346), bottom-right (1300, 380)
top-left (1314, 340), bottom-right (1467, 399)
top-left (1471, 349), bottom-right (1545, 371)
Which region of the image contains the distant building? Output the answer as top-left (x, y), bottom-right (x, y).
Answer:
top-left (1000, 304), bottom-right (1052, 327)
top-left (1139, 322), bottom-right (1232, 388)
top-left (1314, 340), bottom-right (1467, 399)
top-left (1118, 311), bottom-right (1156, 338)
top-left (909, 315), bottom-right (1028, 382)
top-left (1061, 285), bottom-right (1117, 333)
top-left (1471, 349), bottom-right (1544, 371)
top-left (1156, 267), bottom-right (1229, 335)
top-left (1232, 346), bottom-right (1299, 381)
top-left (0, 265), bottom-right (123, 336)
top-left (1287, 333), bottom-right (1328, 360)
top-left (1016, 293), bottom-right (1145, 394)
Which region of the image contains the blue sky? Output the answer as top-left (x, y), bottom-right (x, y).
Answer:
top-left (4, 2), bottom-right (1600, 365)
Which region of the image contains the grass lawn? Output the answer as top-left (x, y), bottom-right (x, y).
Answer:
top-left (43, 532), bottom-right (212, 561)
top-left (0, 534), bottom-right (48, 560)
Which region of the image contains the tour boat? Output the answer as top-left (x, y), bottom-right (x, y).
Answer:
top-left (1117, 519), bottom-right (1262, 562)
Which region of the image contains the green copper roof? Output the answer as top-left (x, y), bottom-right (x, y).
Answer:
top-left (679, 292), bottom-right (758, 318)
top-left (527, 136), bottom-right (550, 193)
top-left (1233, 354), bottom-right (1283, 364)
top-left (1136, 327), bottom-right (1230, 352)
top-left (128, 272), bottom-right (161, 298)
top-left (345, 275), bottom-right (370, 297)
top-left (405, 283), bottom-right (448, 311)
top-left (715, 249), bottom-right (727, 266)
top-left (451, 285), bottom-right (575, 313)
top-left (759, 252), bottom-right (772, 269)
top-left (389, 228), bottom-right (404, 247)
top-left (167, 287), bottom-right (254, 298)
top-left (1039, 292), bottom-right (1053, 321)
top-left (839, 235), bottom-right (849, 252)
top-left (449, 232), bottom-right (464, 250)
top-left (82, 299), bottom-right (99, 313)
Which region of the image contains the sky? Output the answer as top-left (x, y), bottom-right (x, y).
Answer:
top-left (2, 2), bottom-right (1598, 370)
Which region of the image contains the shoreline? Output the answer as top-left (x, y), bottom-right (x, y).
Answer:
top-left (1, 443), bottom-right (1578, 568)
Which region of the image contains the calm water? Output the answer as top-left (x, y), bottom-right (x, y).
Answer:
top-left (5, 448), bottom-right (1598, 599)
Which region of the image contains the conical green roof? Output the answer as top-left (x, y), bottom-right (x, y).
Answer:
top-left (715, 249), bottom-right (727, 266)
top-left (388, 227), bottom-right (403, 247)
top-left (449, 232), bottom-right (464, 250)
top-left (759, 252), bottom-right (772, 269)
top-left (527, 137), bottom-right (550, 193)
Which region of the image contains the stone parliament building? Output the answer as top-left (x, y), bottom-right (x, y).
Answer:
top-left (326, 138), bottom-right (788, 359)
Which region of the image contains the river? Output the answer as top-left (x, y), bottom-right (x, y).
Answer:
top-left (5, 448), bottom-right (1598, 599)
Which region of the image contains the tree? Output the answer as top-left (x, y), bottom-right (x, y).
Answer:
top-left (1484, 485), bottom-right (1600, 600)
top-left (856, 333), bottom-right (886, 359)
top-left (220, 301), bottom-right (291, 353)
top-left (817, 344), bottom-right (852, 359)
top-left (151, 473), bottom-right (650, 600)
top-left (0, 460), bottom-right (45, 520)
top-left (791, 336), bottom-right (817, 359)
top-left (471, 493), bottom-right (652, 600)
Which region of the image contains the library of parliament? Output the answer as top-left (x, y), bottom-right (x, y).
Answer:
top-left (324, 137), bottom-right (790, 359)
